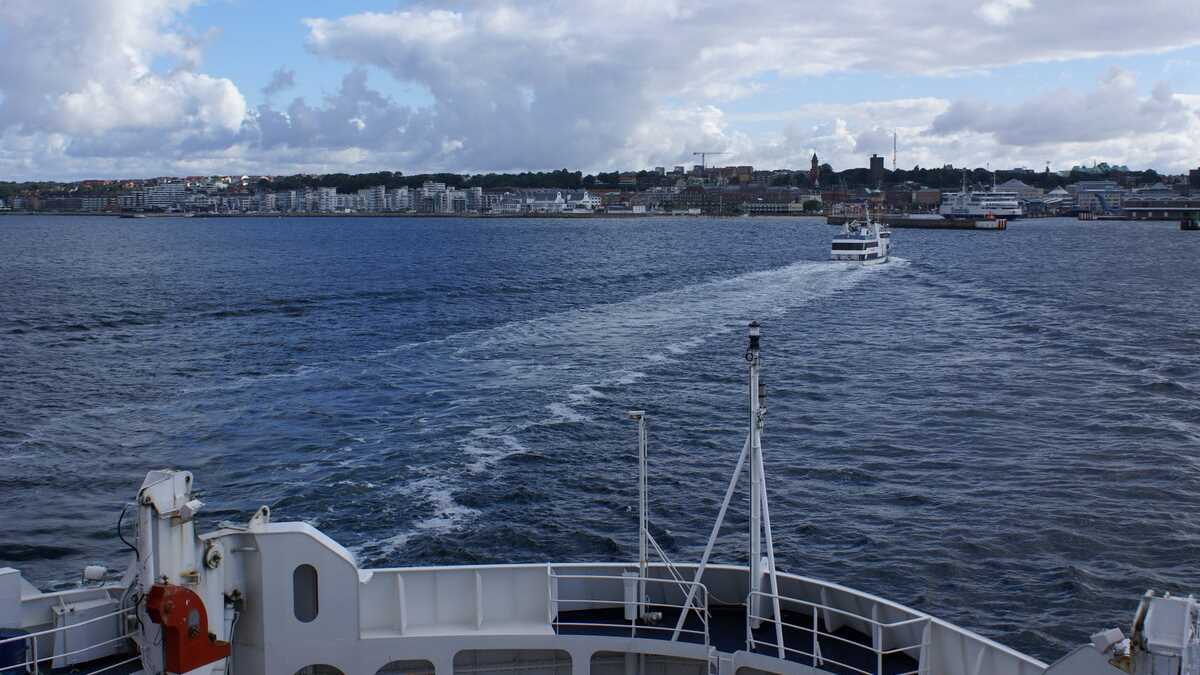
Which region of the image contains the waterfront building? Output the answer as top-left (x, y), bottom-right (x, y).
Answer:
top-left (387, 187), bottom-right (412, 211)
top-left (914, 189), bottom-right (941, 209)
top-left (145, 181), bottom-right (186, 209)
top-left (275, 190), bottom-right (296, 212)
top-left (1069, 180), bottom-right (1127, 212)
top-left (1133, 182), bottom-right (1175, 198)
top-left (188, 193), bottom-right (213, 211)
top-left (464, 187), bottom-right (483, 212)
top-left (361, 185), bottom-right (386, 211)
top-left (996, 178), bottom-right (1044, 199)
top-left (869, 154), bottom-right (885, 187)
top-left (118, 190), bottom-right (146, 211)
top-left (317, 187), bottom-right (338, 212)
top-left (742, 201), bottom-right (807, 215)
top-left (1122, 197), bottom-right (1200, 220)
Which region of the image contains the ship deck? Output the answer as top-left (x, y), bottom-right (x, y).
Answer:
top-left (558, 604), bottom-right (919, 675)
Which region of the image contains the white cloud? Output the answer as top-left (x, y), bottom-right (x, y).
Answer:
top-left (0, 0), bottom-right (244, 141)
top-left (929, 68), bottom-right (1198, 149)
top-left (288, 1), bottom-right (1200, 173)
top-left (3, 1), bottom-right (1200, 178)
top-left (977, 0), bottom-right (1034, 26)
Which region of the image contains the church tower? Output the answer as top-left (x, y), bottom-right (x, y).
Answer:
top-left (809, 153), bottom-right (820, 188)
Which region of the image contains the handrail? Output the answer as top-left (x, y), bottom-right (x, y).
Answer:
top-left (745, 590), bottom-right (930, 675)
top-left (0, 604), bottom-right (137, 673)
top-left (4, 632), bottom-right (136, 670)
top-left (747, 590), bottom-right (925, 629)
top-left (748, 627), bottom-right (923, 675)
top-left (0, 605), bottom-right (134, 644)
top-left (549, 571), bottom-right (710, 648)
top-left (748, 610), bottom-right (926, 654)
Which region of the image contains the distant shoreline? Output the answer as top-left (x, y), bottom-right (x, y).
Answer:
top-left (0, 210), bottom-right (824, 219)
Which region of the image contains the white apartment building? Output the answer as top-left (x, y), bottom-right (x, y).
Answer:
top-left (386, 187), bottom-right (412, 211)
top-left (145, 182), bottom-right (186, 209)
top-left (118, 190), bottom-right (146, 210)
top-left (318, 187), bottom-right (338, 212)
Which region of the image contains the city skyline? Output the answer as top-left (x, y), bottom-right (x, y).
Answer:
top-left (3, 1), bottom-right (1200, 181)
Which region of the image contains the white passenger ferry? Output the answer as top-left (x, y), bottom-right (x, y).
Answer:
top-left (938, 191), bottom-right (1023, 218)
top-left (2, 325), bottom-right (1195, 675)
top-left (830, 209), bottom-right (890, 264)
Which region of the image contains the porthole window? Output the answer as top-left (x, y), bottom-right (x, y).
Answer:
top-left (295, 666), bottom-right (343, 675)
top-left (293, 564), bottom-right (319, 623)
top-left (377, 660), bottom-right (435, 675)
top-left (454, 650), bottom-right (570, 675)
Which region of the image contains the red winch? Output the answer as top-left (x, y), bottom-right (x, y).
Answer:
top-left (145, 583), bottom-right (231, 674)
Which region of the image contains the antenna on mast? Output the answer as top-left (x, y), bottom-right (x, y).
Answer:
top-left (628, 410), bottom-right (648, 618)
top-left (893, 132), bottom-right (897, 171)
top-left (672, 322), bottom-right (784, 656)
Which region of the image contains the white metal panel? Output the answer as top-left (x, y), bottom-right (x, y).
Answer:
top-left (0, 569), bottom-right (20, 628)
top-left (50, 597), bottom-right (123, 668)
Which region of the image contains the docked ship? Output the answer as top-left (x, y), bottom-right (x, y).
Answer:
top-left (830, 209), bottom-right (890, 264)
top-left (938, 190), bottom-right (1023, 218)
top-left (3, 325), bottom-right (1197, 675)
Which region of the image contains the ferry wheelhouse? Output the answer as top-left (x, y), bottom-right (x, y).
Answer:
top-left (831, 210), bottom-right (890, 264)
top-left (2, 325), bottom-right (1195, 675)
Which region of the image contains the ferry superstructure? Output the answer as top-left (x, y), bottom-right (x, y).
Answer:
top-left (938, 190), bottom-right (1024, 218)
top-left (831, 210), bottom-right (890, 264)
top-left (2, 324), bottom-right (1195, 675)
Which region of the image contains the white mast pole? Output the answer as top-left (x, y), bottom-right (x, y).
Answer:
top-left (629, 410), bottom-right (649, 617)
top-left (748, 321), bottom-right (763, 629)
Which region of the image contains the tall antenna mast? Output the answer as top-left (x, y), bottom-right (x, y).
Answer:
top-left (673, 322), bottom-right (784, 657)
top-left (893, 132), bottom-right (897, 171)
top-left (629, 410), bottom-right (648, 615)
top-left (748, 321), bottom-right (763, 626)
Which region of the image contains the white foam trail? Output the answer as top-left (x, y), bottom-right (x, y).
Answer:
top-left (358, 259), bottom-right (878, 554)
top-left (463, 426), bottom-right (529, 473)
top-left (350, 475), bottom-right (481, 558)
top-left (546, 401), bottom-right (591, 423)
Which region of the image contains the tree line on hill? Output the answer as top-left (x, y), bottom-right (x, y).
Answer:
top-left (0, 165), bottom-right (1171, 200)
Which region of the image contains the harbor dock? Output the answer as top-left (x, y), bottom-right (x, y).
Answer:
top-left (827, 214), bottom-right (1006, 230)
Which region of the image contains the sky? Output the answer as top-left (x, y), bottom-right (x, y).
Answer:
top-left (2, 0), bottom-right (1200, 180)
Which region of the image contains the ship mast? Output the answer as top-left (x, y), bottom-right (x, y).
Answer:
top-left (673, 323), bottom-right (785, 656)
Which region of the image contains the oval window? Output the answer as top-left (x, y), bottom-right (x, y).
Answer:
top-left (293, 564), bottom-right (319, 622)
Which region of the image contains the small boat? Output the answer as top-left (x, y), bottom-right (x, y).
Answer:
top-left (1182, 217), bottom-right (1198, 231)
top-left (830, 206), bottom-right (890, 264)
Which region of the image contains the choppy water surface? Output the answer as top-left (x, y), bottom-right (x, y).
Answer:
top-left (2, 215), bottom-right (1198, 660)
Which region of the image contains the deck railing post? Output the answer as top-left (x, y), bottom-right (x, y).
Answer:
top-left (872, 605), bottom-right (882, 675)
top-left (918, 619), bottom-right (932, 675)
top-left (812, 606), bottom-right (823, 666)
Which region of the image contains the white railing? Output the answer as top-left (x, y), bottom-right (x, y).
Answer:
top-left (0, 604), bottom-right (138, 674)
top-left (746, 590), bottom-right (930, 675)
top-left (549, 572), bottom-right (711, 649)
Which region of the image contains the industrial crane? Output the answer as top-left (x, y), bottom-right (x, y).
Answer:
top-left (692, 151), bottom-right (727, 171)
